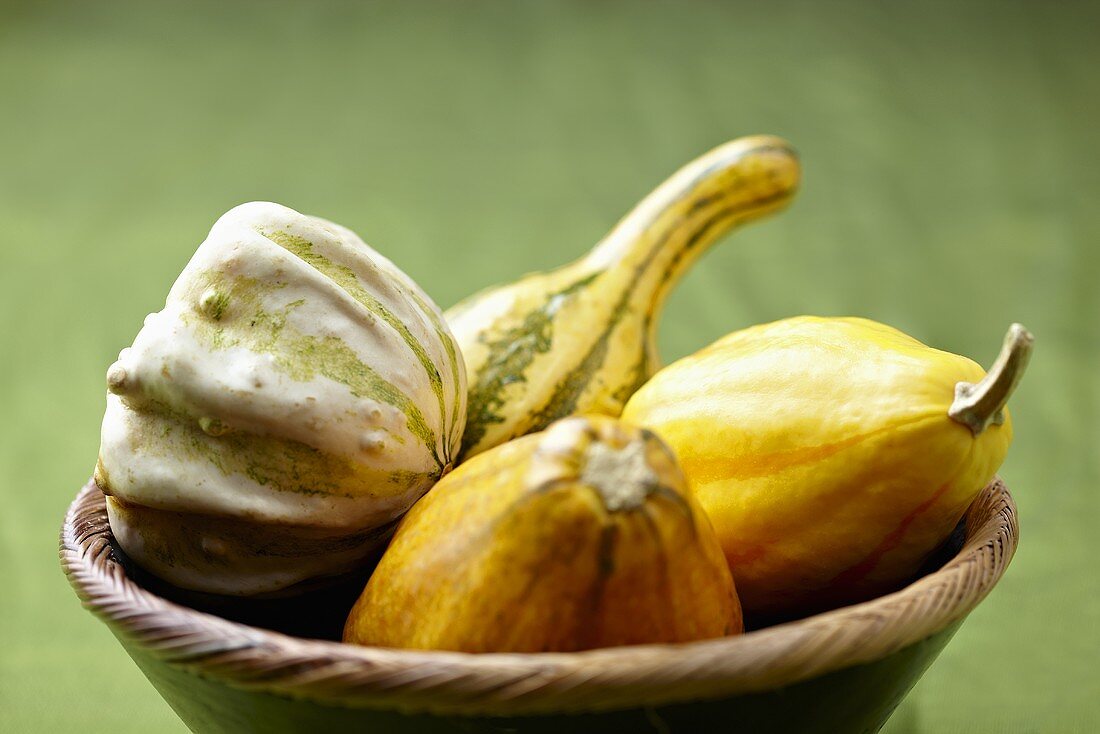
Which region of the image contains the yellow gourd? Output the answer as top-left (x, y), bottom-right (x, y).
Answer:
top-left (447, 136), bottom-right (800, 460)
top-left (621, 317), bottom-right (1033, 616)
top-left (343, 415), bottom-right (742, 652)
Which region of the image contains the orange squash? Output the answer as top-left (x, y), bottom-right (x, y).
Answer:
top-left (343, 415), bottom-right (742, 652)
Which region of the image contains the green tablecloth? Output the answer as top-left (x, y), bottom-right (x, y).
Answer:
top-left (1, 1), bottom-right (1096, 731)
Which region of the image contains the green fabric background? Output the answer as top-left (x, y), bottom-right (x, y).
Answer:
top-left (1, 0), bottom-right (1096, 731)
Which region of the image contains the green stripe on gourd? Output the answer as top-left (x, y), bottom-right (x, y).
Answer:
top-left (116, 396), bottom-right (434, 500)
top-left (190, 270), bottom-right (443, 470)
top-left (524, 290), bottom-right (629, 431)
top-left (392, 283), bottom-right (465, 454)
top-left (256, 228), bottom-right (452, 463)
top-left (461, 271), bottom-right (600, 456)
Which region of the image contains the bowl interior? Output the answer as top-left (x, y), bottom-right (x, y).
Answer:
top-left (109, 497), bottom-right (971, 643)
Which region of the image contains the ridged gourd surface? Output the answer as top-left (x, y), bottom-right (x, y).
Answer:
top-left (96, 202), bottom-right (466, 595)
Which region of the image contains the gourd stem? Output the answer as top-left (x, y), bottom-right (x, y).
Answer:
top-left (948, 323), bottom-right (1034, 435)
top-left (579, 440), bottom-right (656, 512)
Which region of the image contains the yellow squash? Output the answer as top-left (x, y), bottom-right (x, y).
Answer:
top-left (447, 136), bottom-right (800, 460)
top-left (621, 317), bottom-right (1033, 616)
top-left (343, 415), bottom-right (742, 652)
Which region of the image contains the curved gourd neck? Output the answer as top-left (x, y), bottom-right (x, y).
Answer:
top-left (580, 136), bottom-right (800, 321)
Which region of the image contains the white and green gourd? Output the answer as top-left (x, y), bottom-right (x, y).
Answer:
top-left (96, 202), bottom-right (466, 596)
top-left (447, 135), bottom-right (801, 460)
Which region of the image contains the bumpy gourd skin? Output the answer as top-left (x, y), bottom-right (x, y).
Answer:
top-left (343, 416), bottom-right (741, 652)
top-left (447, 136), bottom-right (800, 461)
top-left (622, 316), bottom-right (1015, 617)
top-left (96, 202), bottom-right (466, 596)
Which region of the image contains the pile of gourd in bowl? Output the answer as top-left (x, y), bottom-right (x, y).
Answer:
top-left (94, 134), bottom-right (1030, 654)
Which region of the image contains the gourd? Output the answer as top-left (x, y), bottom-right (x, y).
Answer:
top-left (95, 201), bottom-right (466, 596)
top-left (446, 136), bottom-right (800, 460)
top-left (343, 415), bottom-right (741, 652)
top-left (621, 317), bottom-right (1032, 616)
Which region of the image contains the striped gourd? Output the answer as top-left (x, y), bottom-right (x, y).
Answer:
top-left (622, 318), bottom-right (1032, 616)
top-left (344, 415), bottom-right (741, 652)
top-left (446, 135), bottom-right (800, 460)
top-left (95, 202), bottom-right (466, 596)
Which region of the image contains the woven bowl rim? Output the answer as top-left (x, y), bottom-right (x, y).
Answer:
top-left (60, 478), bottom-right (1017, 716)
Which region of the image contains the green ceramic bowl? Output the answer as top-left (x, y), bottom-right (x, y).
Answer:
top-left (61, 478), bottom-right (1016, 734)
